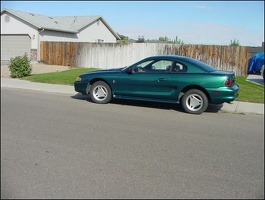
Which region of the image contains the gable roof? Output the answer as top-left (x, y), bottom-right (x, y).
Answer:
top-left (1, 8), bottom-right (120, 39)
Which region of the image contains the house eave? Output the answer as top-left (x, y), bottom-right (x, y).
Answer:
top-left (40, 27), bottom-right (77, 34)
top-left (1, 9), bottom-right (42, 29)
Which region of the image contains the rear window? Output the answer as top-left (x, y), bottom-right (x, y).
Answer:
top-left (186, 58), bottom-right (216, 72)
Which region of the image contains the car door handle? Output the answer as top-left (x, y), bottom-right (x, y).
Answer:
top-left (158, 78), bottom-right (166, 82)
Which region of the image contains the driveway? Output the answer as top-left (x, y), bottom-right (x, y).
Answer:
top-left (1, 62), bottom-right (70, 78)
top-left (246, 74), bottom-right (264, 86)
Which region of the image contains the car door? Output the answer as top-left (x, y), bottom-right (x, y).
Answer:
top-left (168, 61), bottom-right (190, 99)
top-left (112, 59), bottom-right (176, 100)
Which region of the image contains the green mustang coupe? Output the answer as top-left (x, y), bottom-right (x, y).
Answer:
top-left (74, 55), bottom-right (239, 114)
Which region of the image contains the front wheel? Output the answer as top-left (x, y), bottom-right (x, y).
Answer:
top-left (181, 89), bottom-right (208, 114)
top-left (90, 81), bottom-right (112, 104)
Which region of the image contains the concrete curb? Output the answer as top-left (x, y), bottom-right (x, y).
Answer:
top-left (1, 77), bottom-right (264, 115)
top-left (221, 101), bottom-right (264, 115)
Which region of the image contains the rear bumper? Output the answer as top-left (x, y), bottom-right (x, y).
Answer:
top-left (208, 84), bottom-right (239, 104)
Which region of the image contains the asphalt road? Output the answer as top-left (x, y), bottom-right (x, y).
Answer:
top-left (1, 88), bottom-right (264, 199)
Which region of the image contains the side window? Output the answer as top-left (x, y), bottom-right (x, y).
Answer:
top-left (133, 59), bottom-right (173, 73)
top-left (151, 60), bottom-right (172, 71)
top-left (132, 60), bottom-right (153, 73)
top-left (172, 62), bottom-right (187, 73)
top-left (136, 60), bottom-right (153, 68)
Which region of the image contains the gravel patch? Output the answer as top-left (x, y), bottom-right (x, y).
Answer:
top-left (1, 63), bottom-right (71, 78)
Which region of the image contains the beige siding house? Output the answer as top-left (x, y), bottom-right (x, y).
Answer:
top-left (1, 8), bottom-right (120, 63)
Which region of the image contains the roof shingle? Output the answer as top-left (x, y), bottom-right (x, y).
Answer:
top-left (1, 8), bottom-right (119, 39)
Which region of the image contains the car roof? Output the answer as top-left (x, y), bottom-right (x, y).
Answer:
top-left (147, 55), bottom-right (183, 58)
top-left (145, 55), bottom-right (190, 61)
top-left (143, 55), bottom-right (216, 72)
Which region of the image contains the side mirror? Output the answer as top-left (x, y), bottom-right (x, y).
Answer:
top-left (127, 66), bottom-right (136, 74)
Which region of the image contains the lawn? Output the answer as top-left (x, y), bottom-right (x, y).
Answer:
top-left (235, 76), bottom-right (264, 103)
top-left (21, 68), bottom-right (264, 104)
top-left (21, 68), bottom-right (94, 85)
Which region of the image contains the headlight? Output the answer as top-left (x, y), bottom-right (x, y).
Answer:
top-left (76, 77), bottom-right (82, 81)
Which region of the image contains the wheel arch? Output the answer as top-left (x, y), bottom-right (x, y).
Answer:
top-left (178, 85), bottom-right (211, 103)
top-left (86, 78), bottom-right (112, 94)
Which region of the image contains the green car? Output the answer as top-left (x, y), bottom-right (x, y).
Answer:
top-left (74, 55), bottom-right (239, 114)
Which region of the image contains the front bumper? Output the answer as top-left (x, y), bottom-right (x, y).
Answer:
top-left (74, 81), bottom-right (88, 95)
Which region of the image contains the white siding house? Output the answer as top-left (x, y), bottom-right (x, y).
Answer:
top-left (1, 8), bottom-right (120, 63)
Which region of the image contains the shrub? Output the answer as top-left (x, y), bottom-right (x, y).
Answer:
top-left (8, 53), bottom-right (32, 78)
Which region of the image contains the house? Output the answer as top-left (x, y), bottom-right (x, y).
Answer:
top-left (1, 8), bottom-right (120, 63)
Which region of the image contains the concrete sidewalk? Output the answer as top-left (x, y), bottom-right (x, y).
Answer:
top-left (1, 77), bottom-right (264, 115)
top-left (1, 77), bottom-right (75, 95)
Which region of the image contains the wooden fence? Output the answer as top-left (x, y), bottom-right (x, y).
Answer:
top-left (40, 42), bottom-right (252, 75)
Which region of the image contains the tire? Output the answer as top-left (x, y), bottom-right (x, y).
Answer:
top-left (90, 81), bottom-right (112, 104)
top-left (181, 89), bottom-right (208, 114)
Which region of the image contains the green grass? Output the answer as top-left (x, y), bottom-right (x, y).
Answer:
top-left (235, 76), bottom-right (264, 103)
top-left (21, 68), bottom-right (96, 85)
top-left (21, 69), bottom-right (264, 103)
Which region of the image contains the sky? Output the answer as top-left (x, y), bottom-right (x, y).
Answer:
top-left (1, 1), bottom-right (264, 47)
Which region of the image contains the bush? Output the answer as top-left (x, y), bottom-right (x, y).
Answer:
top-left (8, 53), bottom-right (32, 78)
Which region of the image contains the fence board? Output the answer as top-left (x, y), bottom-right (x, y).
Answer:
top-left (40, 42), bottom-right (252, 75)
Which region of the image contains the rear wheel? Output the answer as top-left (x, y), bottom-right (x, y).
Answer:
top-left (181, 89), bottom-right (208, 114)
top-left (90, 81), bottom-right (112, 104)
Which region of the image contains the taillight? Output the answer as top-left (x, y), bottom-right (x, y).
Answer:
top-left (225, 77), bottom-right (235, 86)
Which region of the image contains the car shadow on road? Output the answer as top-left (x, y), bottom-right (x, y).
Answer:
top-left (71, 93), bottom-right (223, 114)
top-left (71, 93), bottom-right (89, 101)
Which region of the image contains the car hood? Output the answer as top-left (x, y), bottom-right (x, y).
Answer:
top-left (94, 67), bottom-right (125, 72)
top-left (83, 67), bottom-right (126, 75)
top-left (90, 67), bottom-right (124, 73)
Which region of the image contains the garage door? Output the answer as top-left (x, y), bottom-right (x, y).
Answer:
top-left (1, 35), bottom-right (31, 62)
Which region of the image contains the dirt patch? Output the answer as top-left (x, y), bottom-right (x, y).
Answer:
top-left (1, 62), bottom-right (71, 78)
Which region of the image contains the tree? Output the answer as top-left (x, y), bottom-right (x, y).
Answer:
top-left (117, 33), bottom-right (129, 44)
top-left (159, 36), bottom-right (170, 42)
top-left (158, 36), bottom-right (184, 44)
top-left (118, 34), bottom-right (129, 41)
top-left (230, 39), bottom-right (240, 46)
top-left (137, 35), bottom-right (145, 43)
top-left (173, 36), bottom-right (184, 45)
